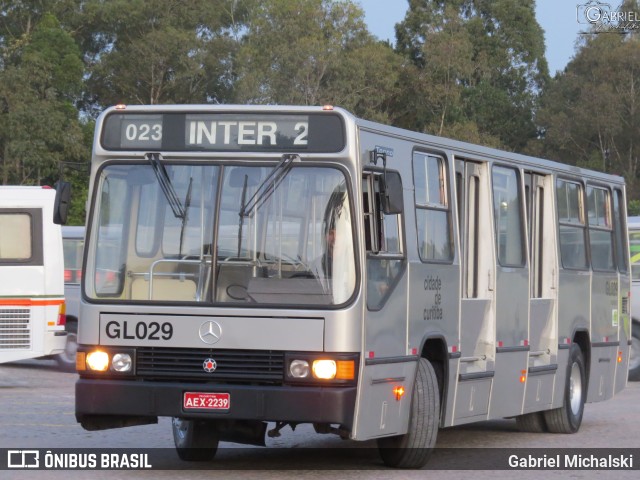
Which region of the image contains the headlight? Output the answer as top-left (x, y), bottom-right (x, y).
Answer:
top-left (285, 353), bottom-right (358, 384)
top-left (112, 353), bottom-right (132, 372)
top-left (86, 351), bottom-right (109, 371)
top-left (289, 359), bottom-right (310, 378)
top-left (312, 359), bottom-right (337, 379)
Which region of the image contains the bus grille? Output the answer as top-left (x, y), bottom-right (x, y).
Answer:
top-left (136, 347), bottom-right (285, 384)
top-left (0, 309), bottom-right (31, 349)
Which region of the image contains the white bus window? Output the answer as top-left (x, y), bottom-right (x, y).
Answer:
top-left (413, 153), bottom-right (452, 262)
top-left (587, 186), bottom-right (614, 271)
top-left (556, 179), bottom-right (588, 269)
top-left (492, 166), bottom-right (524, 267)
top-left (0, 214), bottom-right (31, 260)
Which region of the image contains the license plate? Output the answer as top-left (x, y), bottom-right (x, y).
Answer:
top-left (183, 392), bottom-right (230, 410)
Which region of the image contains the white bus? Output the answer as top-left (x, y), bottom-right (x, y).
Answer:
top-left (627, 216), bottom-right (640, 380)
top-left (57, 225), bottom-right (85, 370)
top-left (0, 185), bottom-right (71, 364)
top-left (75, 105), bottom-right (630, 468)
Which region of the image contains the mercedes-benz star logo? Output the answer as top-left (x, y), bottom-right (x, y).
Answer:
top-left (199, 321), bottom-right (222, 345)
top-left (203, 358), bottom-right (217, 373)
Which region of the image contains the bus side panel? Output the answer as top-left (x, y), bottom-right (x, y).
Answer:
top-left (614, 271), bottom-right (630, 393)
top-left (452, 377), bottom-right (493, 425)
top-left (490, 268), bottom-right (529, 418)
top-left (407, 263), bottom-right (459, 425)
top-left (352, 361), bottom-right (417, 440)
top-left (587, 274), bottom-right (619, 402)
top-left (554, 270), bottom-right (590, 406)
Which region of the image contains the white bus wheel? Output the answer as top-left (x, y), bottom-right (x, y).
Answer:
top-left (172, 417), bottom-right (219, 462)
top-left (377, 358), bottom-right (440, 468)
top-left (55, 331), bottom-right (78, 372)
top-left (544, 344), bottom-right (586, 433)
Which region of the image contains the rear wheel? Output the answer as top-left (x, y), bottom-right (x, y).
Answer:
top-left (515, 411), bottom-right (547, 433)
top-left (172, 418), bottom-right (219, 461)
top-left (377, 358), bottom-right (440, 468)
top-left (629, 322), bottom-right (640, 381)
top-left (544, 344), bottom-right (586, 433)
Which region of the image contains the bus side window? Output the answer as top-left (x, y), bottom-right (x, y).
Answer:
top-left (364, 173), bottom-right (405, 310)
top-left (492, 166), bottom-right (525, 267)
top-left (413, 153), bottom-right (453, 262)
top-left (556, 179), bottom-right (588, 270)
top-left (612, 189), bottom-right (628, 273)
top-left (587, 185), bottom-right (615, 271)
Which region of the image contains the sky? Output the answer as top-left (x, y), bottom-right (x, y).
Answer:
top-left (358, 0), bottom-right (583, 75)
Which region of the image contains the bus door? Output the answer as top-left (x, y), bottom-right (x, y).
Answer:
top-left (523, 172), bottom-right (558, 413)
top-left (354, 170), bottom-right (411, 440)
top-left (490, 165), bottom-right (529, 418)
top-left (586, 185), bottom-right (619, 402)
top-left (453, 159), bottom-right (494, 424)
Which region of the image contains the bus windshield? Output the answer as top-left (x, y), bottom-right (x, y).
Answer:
top-left (87, 162), bottom-right (356, 306)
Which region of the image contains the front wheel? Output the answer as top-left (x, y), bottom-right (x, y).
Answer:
top-left (544, 344), bottom-right (586, 433)
top-left (377, 358), bottom-right (440, 468)
top-left (172, 418), bottom-right (219, 462)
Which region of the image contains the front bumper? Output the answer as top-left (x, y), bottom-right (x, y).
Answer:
top-left (76, 378), bottom-right (356, 427)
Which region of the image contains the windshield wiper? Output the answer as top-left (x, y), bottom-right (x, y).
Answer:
top-left (179, 176), bottom-right (193, 257)
top-left (236, 154), bottom-right (299, 257)
top-left (147, 152), bottom-right (185, 219)
top-left (240, 154), bottom-right (299, 218)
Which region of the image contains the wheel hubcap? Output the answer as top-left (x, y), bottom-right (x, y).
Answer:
top-left (569, 362), bottom-right (582, 415)
top-left (173, 418), bottom-right (187, 442)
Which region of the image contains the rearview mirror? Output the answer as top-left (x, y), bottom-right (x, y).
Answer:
top-left (53, 181), bottom-right (71, 225)
top-left (381, 171), bottom-right (403, 215)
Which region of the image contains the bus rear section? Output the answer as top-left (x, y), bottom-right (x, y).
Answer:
top-left (0, 186), bottom-right (67, 363)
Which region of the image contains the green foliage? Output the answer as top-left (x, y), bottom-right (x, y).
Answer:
top-left (394, 0), bottom-right (549, 150)
top-left (0, 9), bottom-right (87, 187)
top-left (628, 199), bottom-right (640, 217)
top-left (1, 0), bottom-right (639, 216)
top-left (232, 0), bottom-right (401, 122)
top-left (533, 27), bottom-right (640, 201)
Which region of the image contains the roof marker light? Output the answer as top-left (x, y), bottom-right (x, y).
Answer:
top-left (115, 104), bottom-right (127, 110)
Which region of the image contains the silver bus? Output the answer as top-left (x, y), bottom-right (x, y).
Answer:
top-left (75, 105), bottom-right (631, 468)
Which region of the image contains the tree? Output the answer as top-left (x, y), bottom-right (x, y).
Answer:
top-left (534, 29), bottom-right (640, 199)
top-left (395, 0), bottom-right (549, 150)
top-left (232, 0), bottom-right (402, 122)
top-left (80, 0), bottom-right (246, 111)
top-left (0, 11), bottom-right (87, 189)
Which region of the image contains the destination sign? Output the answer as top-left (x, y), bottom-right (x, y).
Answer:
top-left (101, 112), bottom-right (345, 153)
